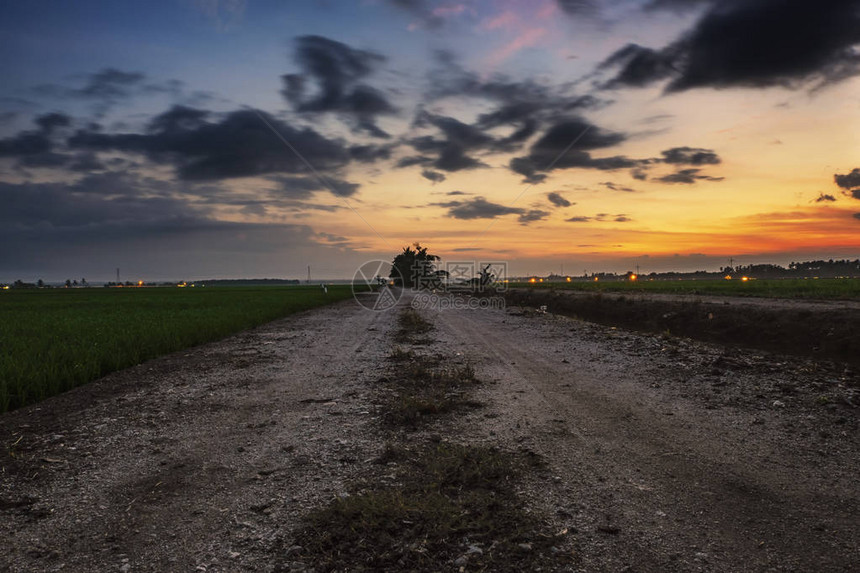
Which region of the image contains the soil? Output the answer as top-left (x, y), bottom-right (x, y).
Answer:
top-left (1, 290), bottom-right (858, 572)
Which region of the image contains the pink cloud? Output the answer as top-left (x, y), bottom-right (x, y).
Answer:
top-left (537, 0), bottom-right (558, 19)
top-left (487, 26), bottom-right (548, 67)
top-left (481, 10), bottom-right (517, 31)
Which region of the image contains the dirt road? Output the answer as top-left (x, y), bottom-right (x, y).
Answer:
top-left (1, 291), bottom-right (858, 572)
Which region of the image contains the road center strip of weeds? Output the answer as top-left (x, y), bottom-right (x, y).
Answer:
top-left (278, 308), bottom-right (573, 572)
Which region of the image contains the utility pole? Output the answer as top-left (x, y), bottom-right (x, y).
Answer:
top-left (307, 265), bottom-right (311, 284)
top-left (116, 268), bottom-right (120, 284)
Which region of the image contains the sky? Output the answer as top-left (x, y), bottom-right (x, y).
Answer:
top-left (1, 0), bottom-right (859, 282)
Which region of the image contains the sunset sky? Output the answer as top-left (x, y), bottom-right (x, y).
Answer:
top-left (1, 0), bottom-right (859, 281)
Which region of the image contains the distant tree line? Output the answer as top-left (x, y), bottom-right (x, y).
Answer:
top-left (721, 259), bottom-right (860, 279)
top-left (543, 259), bottom-right (860, 282)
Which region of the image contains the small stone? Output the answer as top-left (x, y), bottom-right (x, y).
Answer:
top-left (454, 556), bottom-right (468, 567)
top-left (518, 542), bottom-right (533, 551)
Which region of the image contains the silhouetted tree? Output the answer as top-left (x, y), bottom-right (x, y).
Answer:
top-left (390, 243), bottom-right (440, 288)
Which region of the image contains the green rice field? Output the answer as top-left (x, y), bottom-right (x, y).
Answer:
top-left (509, 278), bottom-right (860, 300)
top-left (0, 285), bottom-right (354, 413)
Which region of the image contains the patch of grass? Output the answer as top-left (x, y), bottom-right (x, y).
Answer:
top-left (388, 346), bottom-right (415, 362)
top-left (382, 357), bottom-right (481, 427)
top-left (288, 443), bottom-right (566, 572)
top-left (395, 308), bottom-right (433, 342)
top-left (0, 285), bottom-right (354, 413)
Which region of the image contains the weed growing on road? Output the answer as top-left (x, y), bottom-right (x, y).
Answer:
top-left (290, 442), bottom-right (567, 572)
top-left (395, 308), bottom-right (433, 343)
top-left (382, 354), bottom-right (481, 427)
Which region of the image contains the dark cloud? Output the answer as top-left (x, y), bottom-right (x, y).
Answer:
top-left (446, 190), bottom-right (468, 196)
top-left (0, 175), bottom-right (344, 279)
top-left (421, 52), bottom-right (608, 152)
top-left (660, 146), bottom-right (720, 165)
top-left (35, 112), bottom-right (71, 133)
top-left (547, 192), bottom-right (572, 207)
top-left (78, 68), bottom-right (145, 99)
top-left (643, 0), bottom-right (714, 12)
top-left (390, 54), bottom-right (611, 179)
top-left (854, 213), bottom-right (860, 220)
top-left (518, 209), bottom-right (550, 224)
top-left (0, 112), bottom-right (71, 157)
top-left (508, 117), bottom-right (640, 183)
top-left (598, 43), bottom-right (680, 89)
top-left (282, 35), bottom-right (396, 138)
top-left (434, 197), bottom-right (522, 220)
top-left (0, 113), bottom-right (76, 167)
top-left (405, 111), bottom-right (497, 172)
top-left (566, 216), bottom-right (592, 223)
top-left (631, 168), bottom-right (648, 180)
top-left (147, 105), bottom-right (210, 133)
top-left (429, 52), bottom-right (605, 112)
top-left (600, 181), bottom-right (636, 192)
top-left (601, 0), bottom-right (860, 92)
top-left (556, 0), bottom-right (598, 15)
top-left (0, 179), bottom-right (201, 230)
top-left (0, 131), bottom-right (52, 157)
top-left (815, 193), bottom-right (837, 203)
top-left (508, 158), bottom-right (548, 185)
top-left (395, 155), bottom-right (432, 168)
top-left (656, 168), bottom-right (724, 184)
top-left (17, 152), bottom-right (68, 168)
top-left (431, 196), bottom-right (547, 225)
top-left (614, 215), bottom-right (632, 222)
top-left (273, 176), bottom-right (331, 199)
top-left (323, 178), bottom-right (360, 197)
top-left (834, 168), bottom-right (860, 190)
top-left (69, 108), bottom-right (354, 187)
top-left (421, 169), bottom-right (446, 183)
top-left (434, 147), bottom-right (486, 171)
top-left (850, 190), bottom-right (860, 200)
top-left (349, 144), bottom-right (392, 163)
